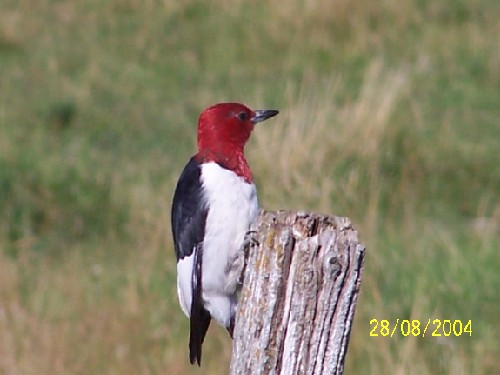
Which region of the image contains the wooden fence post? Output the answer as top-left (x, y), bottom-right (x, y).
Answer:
top-left (229, 210), bottom-right (365, 375)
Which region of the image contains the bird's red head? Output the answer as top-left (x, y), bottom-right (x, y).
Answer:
top-left (196, 102), bottom-right (278, 181)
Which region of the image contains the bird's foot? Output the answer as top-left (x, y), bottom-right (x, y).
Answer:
top-left (243, 230), bottom-right (259, 251)
top-left (224, 230), bottom-right (259, 294)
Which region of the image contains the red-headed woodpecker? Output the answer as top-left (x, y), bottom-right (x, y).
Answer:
top-left (171, 103), bottom-right (279, 365)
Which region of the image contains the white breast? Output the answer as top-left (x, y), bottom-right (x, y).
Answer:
top-left (200, 162), bottom-right (258, 327)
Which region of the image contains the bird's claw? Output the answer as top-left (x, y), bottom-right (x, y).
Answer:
top-left (225, 230), bottom-right (259, 294)
top-left (243, 230), bottom-right (259, 251)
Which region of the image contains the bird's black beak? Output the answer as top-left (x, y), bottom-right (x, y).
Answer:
top-left (251, 109), bottom-right (279, 124)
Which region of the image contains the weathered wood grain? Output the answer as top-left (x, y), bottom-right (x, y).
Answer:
top-left (230, 210), bottom-right (365, 375)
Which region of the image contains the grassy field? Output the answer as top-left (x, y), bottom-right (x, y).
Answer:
top-left (1, 0), bottom-right (499, 373)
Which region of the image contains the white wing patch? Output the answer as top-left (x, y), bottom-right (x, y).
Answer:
top-left (176, 251), bottom-right (195, 317)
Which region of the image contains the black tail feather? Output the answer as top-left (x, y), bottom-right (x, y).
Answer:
top-left (189, 243), bottom-right (211, 366)
top-left (189, 307), bottom-right (211, 365)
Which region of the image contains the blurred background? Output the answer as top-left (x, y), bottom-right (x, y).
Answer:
top-left (0, 0), bottom-right (498, 373)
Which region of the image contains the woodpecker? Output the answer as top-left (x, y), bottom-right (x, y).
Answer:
top-left (171, 102), bottom-right (279, 365)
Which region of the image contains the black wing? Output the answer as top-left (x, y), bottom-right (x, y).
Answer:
top-left (171, 157), bottom-right (208, 261)
top-left (171, 156), bottom-right (211, 366)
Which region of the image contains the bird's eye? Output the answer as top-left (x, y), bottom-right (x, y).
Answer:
top-left (236, 111), bottom-right (248, 121)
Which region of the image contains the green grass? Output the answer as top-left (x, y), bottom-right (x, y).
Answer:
top-left (1, 0), bottom-right (499, 373)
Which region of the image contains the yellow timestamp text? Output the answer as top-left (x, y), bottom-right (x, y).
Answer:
top-left (369, 319), bottom-right (472, 337)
